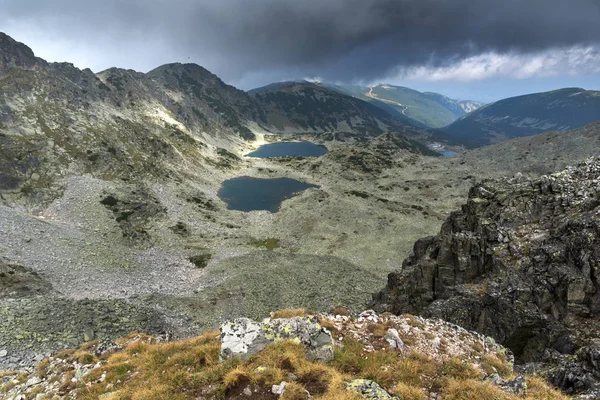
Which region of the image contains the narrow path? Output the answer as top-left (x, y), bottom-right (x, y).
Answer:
top-left (366, 86), bottom-right (409, 115)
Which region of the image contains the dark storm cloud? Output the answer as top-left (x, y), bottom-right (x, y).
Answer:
top-left (2, 0), bottom-right (600, 83)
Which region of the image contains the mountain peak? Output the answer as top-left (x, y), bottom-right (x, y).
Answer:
top-left (247, 80), bottom-right (312, 94)
top-left (0, 32), bottom-right (47, 77)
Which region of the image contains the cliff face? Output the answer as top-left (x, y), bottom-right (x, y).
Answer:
top-left (372, 157), bottom-right (600, 395)
top-left (0, 33), bottom-right (47, 78)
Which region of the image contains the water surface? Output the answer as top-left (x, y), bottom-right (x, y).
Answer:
top-left (247, 141), bottom-right (328, 158)
top-left (218, 176), bottom-right (318, 212)
top-left (441, 151), bottom-right (458, 156)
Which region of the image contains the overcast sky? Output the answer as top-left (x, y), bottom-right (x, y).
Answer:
top-left (2, 0), bottom-right (599, 102)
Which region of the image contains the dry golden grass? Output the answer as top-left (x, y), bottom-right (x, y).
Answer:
top-left (403, 314), bottom-right (425, 328)
top-left (0, 371), bottom-right (17, 379)
top-left (281, 382), bottom-right (311, 399)
top-left (271, 309), bottom-right (307, 319)
top-left (318, 317), bottom-right (336, 331)
top-left (1, 312), bottom-right (568, 400)
top-left (525, 376), bottom-right (569, 400)
top-left (391, 382), bottom-right (428, 400)
top-left (331, 306), bottom-right (349, 316)
top-left (480, 354), bottom-right (513, 378)
top-left (444, 379), bottom-right (512, 400)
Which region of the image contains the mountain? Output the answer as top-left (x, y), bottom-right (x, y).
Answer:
top-left (248, 81), bottom-right (437, 153)
top-left (0, 32), bottom-right (437, 206)
top-left (372, 157), bottom-right (600, 396)
top-left (246, 80), bottom-right (309, 94)
top-left (442, 88), bottom-right (600, 148)
top-left (319, 82), bottom-right (485, 128)
top-left (0, 32), bottom-right (47, 76)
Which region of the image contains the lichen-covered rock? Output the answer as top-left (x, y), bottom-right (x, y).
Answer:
top-left (220, 316), bottom-right (334, 361)
top-left (346, 379), bottom-right (398, 400)
top-left (372, 157), bottom-right (600, 395)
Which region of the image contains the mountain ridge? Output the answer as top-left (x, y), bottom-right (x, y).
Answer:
top-left (442, 87), bottom-right (600, 148)
top-left (372, 156), bottom-right (600, 396)
top-left (317, 82), bottom-right (485, 128)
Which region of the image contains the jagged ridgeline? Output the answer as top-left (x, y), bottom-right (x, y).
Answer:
top-left (0, 32), bottom-right (436, 206)
top-left (372, 157), bottom-right (600, 397)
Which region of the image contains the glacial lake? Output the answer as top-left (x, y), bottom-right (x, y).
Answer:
top-left (218, 176), bottom-right (318, 212)
top-left (441, 151), bottom-right (458, 156)
top-left (247, 141), bottom-right (328, 158)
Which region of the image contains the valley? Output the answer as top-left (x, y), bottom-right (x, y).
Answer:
top-left (1, 30), bottom-right (599, 399)
top-left (2, 123), bottom-right (599, 373)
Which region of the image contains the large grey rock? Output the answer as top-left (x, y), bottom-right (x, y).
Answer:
top-left (220, 316), bottom-right (334, 362)
top-left (346, 379), bottom-right (398, 400)
top-left (372, 158), bottom-right (600, 395)
top-left (384, 328), bottom-right (404, 350)
top-left (502, 376), bottom-right (527, 396)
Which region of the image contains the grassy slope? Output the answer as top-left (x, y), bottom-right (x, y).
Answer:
top-left (368, 85), bottom-right (460, 129)
top-left (443, 88), bottom-right (600, 148)
top-left (1, 310), bottom-right (567, 400)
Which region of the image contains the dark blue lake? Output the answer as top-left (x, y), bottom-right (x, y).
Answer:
top-left (441, 151), bottom-right (458, 156)
top-left (247, 141), bottom-right (328, 158)
top-left (218, 176), bottom-right (319, 212)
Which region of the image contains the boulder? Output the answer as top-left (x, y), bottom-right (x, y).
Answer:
top-left (384, 328), bottom-right (404, 350)
top-left (220, 316), bottom-right (334, 361)
top-left (346, 379), bottom-right (398, 400)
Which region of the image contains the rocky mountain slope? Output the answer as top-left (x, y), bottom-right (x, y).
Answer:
top-left (318, 83), bottom-right (484, 129)
top-left (0, 32), bottom-right (437, 209)
top-left (248, 82), bottom-right (435, 154)
top-left (2, 31), bottom-right (600, 398)
top-left (0, 32), bottom-right (438, 372)
top-left (372, 157), bottom-right (600, 397)
top-left (442, 88), bottom-right (600, 148)
top-left (1, 310), bottom-right (566, 400)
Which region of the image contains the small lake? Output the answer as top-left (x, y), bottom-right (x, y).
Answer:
top-left (441, 151), bottom-right (458, 156)
top-left (247, 141), bottom-right (328, 158)
top-left (218, 176), bottom-right (318, 212)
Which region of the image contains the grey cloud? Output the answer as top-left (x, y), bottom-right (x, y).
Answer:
top-left (2, 0), bottom-right (599, 86)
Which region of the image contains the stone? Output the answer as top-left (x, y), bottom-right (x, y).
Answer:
top-left (487, 373), bottom-right (504, 386)
top-left (220, 316), bottom-right (334, 362)
top-left (272, 381), bottom-right (288, 395)
top-left (25, 376), bottom-right (41, 387)
top-left (501, 376), bottom-right (527, 396)
top-left (372, 158), bottom-right (600, 395)
top-left (83, 327), bottom-right (95, 342)
top-left (243, 386), bottom-right (252, 396)
top-left (384, 328), bottom-right (404, 350)
top-left (346, 379), bottom-right (398, 400)
top-left (0, 349), bottom-right (7, 358)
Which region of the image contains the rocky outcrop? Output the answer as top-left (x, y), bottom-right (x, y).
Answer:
top-left (0, 262), bottom-right (52, 298)
top-left (372, 157), bottom-right (600, 395)
top-left (2, 310), bottom-right (539, 399)
top-left (220, 316), bottom-right (334, 361)
top-left (346, 379), bottom-right (398, 400)
top-left (0, 33), bottom-right (47, 78)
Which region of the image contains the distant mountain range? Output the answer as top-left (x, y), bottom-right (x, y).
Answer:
top-left (325, 83), bottom-right (485, 129)
top-left (442, 88), bottom-right (600, 148)
top-left (250, 82), bottom-right (485, 129)
top-left (248, 81), bottom-right (429, 144)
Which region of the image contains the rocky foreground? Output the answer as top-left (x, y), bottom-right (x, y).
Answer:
top-left (0, 310), bottom-right (566, 400)
top-left (373, 157), bottom-right (600, 397)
